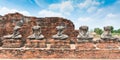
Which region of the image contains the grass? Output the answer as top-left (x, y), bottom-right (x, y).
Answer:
top-left (112, 33), bottom-right (120, 36)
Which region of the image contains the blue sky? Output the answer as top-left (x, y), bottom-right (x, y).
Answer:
top-left (0, 0), bottom-right (120, 30)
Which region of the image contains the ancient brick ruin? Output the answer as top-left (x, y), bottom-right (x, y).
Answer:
top-left (0, 13), bottom-right (120, 59)
top-left (0, 12), bottom-right (78, 39)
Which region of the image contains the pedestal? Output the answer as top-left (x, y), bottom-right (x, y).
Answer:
top-left (48, 39), bottom-right (70, 48)
top-left (25, 39), bottom-right (46, 48)
top-left (97, 40), bottom-right (119, 49)
top-left (76, 42), bottom-right (94, 50)
top-left (76, 39), bottom-right (95, 50)
top-left (70, 44), bottom-right (76, 49)
top-left (77, 39), bottom-right (93, 43)
top-left (2, 39), bottom-right (22, 48)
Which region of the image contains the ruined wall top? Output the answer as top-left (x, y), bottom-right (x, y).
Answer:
top-left (0, 12), bottom-right (76, 39)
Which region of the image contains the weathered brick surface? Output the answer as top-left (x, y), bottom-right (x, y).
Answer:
top-left (25, 39), bottom-right (46, 48)
top-left (97, 42), bottom-right (119, 49)
top-left (0, 12), bottom-right (76, 47)
top-left (76, 43), bottom-right (95, 50)
top-left (0, 49), bottom-right (120, 59)
top-left (1, 13), bottom-right (75, 39)
top-left (2, 39), bottom-right (22, 48)
top-left (0, 13), bottom-right (120, 59)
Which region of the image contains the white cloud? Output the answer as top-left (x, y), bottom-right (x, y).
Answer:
top-left (106, 13), bottom-right (117, 18)
top-left (77, 17), bottom-right (92, 22)
top-left (75, 13), bottom-right (120, 30)
top-left (104, 13), bottom-right (120, 24)
top-left (78, 0), bottom-right (100, 9)
top-left (103, 14), bottom-right (120, 29)
top-left (38, 10), bottom-right (64, 17)
top-left (77, 0), bottom-right (101, 14)
top-left (73, 16), bottom-right (96, 30)
top-left (39, 1), bottom-right (74, 17)
top-left (0, 7), bottom-right (30, 16)
top-left (92, 0), bottom-right (101, 6)
top-left (37, 0), bottom-right (120, 30)
top-left (78, 0), bottom-right (92, 8)
top-left (87, 6), bottom-right (97, 13)
top-left (49, 1), bottom-right (74, 15)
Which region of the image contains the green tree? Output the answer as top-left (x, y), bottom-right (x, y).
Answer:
top-left (110, 26), bottom-right (114, 33)
top-left (113, 30), bottom-right (117, 33)
top-left (117, 29), bottom-right (120, 33)
top-left (94, 28), bottom-right (103, 35)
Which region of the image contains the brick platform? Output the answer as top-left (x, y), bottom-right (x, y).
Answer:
top-left (0, 42), bottom-right (120, 59)
top-left (76, 43), bottom-right (95, 50)
top-left (0, 13), bottom-right (120, 59)
top-left (48, 39), bottom-right (70, 48)
top-left (0, 48), bottom-right (120, 59)
top-left (25, 39), bottom-right (47, 48)
top-left (2, 39), bottom-right (22, 48)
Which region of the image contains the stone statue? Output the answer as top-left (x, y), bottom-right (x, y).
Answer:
top-left (12, 26), bottom-right (22, 38)
top-left (3, 26), bottom-right (22, 39)
top-left (27, 25), bottom-right (44, 40)
top-left (101, 26), bottom-right (116, 41)
top-left (77, 26), bottom-right (93, 42)
top-left (3, 18), bottom-right (24, 39)
top-left (100, 26), bottom-right (120, 49)
top-left (52, 24), bottom-right (68, 40)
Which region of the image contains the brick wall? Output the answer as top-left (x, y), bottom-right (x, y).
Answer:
top-left (0, 12), bottom-right (78, 40)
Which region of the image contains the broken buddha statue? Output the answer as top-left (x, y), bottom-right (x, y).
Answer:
top-left (77, 26), bottom-right (93, 42)
top-left (4, 26), bottom-right (22, 39)
top-left (52, 24), bottom-right (68, 40)
top-left (3, 19), bottom-right (24, 39)
top-left (101, 26), bottom-right (117, 41)
top-left (27, 25), bottom-right (44, 40)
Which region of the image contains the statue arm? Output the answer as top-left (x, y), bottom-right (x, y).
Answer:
top-left (12, 30), bottom-right (20, 38)
top-left (101, 32), bottom-right (109, 38)
top-left (101, 33), bottom-right (105, 38)
top-left (87, 32), bottom-right (93, 38)
top-left (78, 31), bottom-right (84, 37)
top-left (39, 29), bottom-right (42, 34)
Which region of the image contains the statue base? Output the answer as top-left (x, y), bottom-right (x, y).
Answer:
top-left (100, 38), bottom-right (118, 43)
top-left (76, 42), bottom-right (94, 50)
top-left (48, 39), bottom-right (70, 48)
top-left (97, 40), bottom-right (119, 49)
top-left (2, 39), bottom-right (22, 48)
top-left (0, 49), bottom-right (120, 58)
top-left (77, 39), bottom-right (93, 43)
top-left (25, 39), bottom-right (46, 48)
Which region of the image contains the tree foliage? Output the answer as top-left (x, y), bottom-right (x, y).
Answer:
top-left (110, 26), bottom-right (114, 33)
top-left (94, 26), bottom-right (120, 35)
top-left (94, 28), bottom-right (103, 35)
